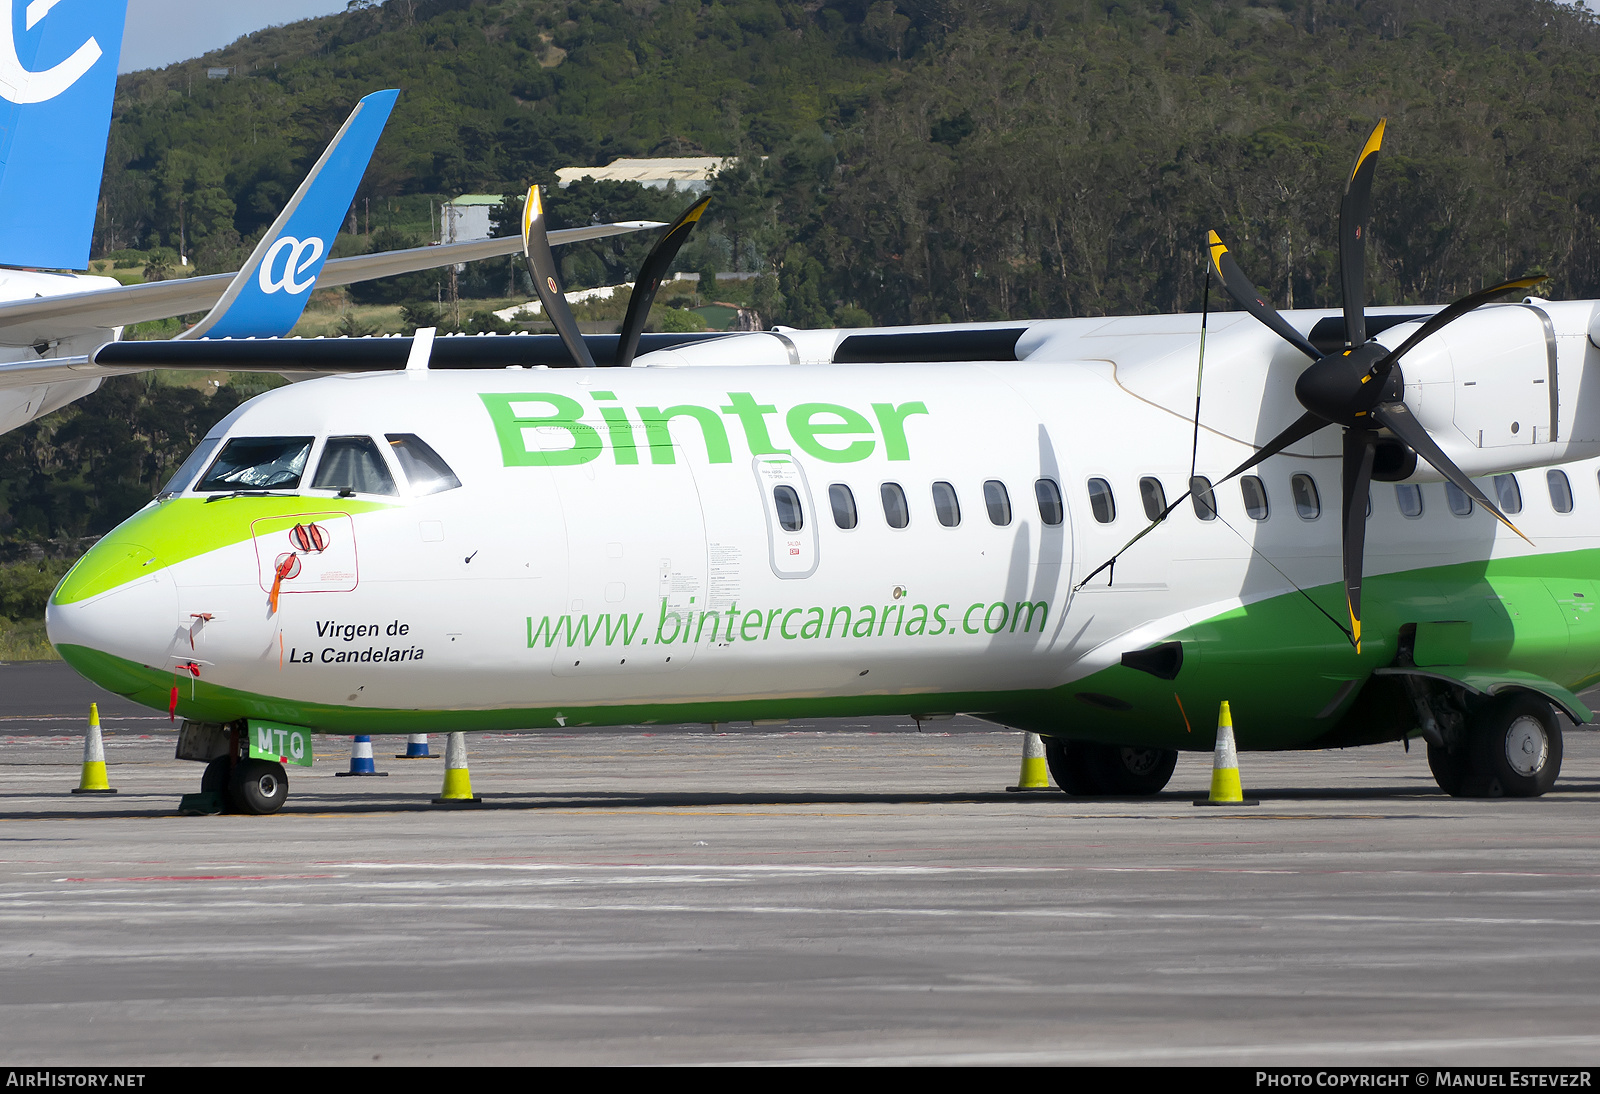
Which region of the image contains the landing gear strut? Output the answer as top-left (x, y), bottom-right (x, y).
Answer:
top-left (1043, 737), bottom-right (1178, 796)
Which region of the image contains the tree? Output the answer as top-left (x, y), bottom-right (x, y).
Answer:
top-left (142, 248), bottom-right (176, 282)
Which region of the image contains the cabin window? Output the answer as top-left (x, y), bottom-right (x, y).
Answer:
top-left (774, 485), bottom-right (804, 532)
top-left (196, 436), bottom-right (314, 492)
top-left (386, 434), bottom-right (461, 495)
top-left (1240, 476), bottom-right (1269, 521)
top-left (983, 480), bottom-right (1012, 526)
top-left (1035, 479), bottom-right (1064, 526)
top-left (1548, 469), bottom-right (1573, 514)
top-left (1189, 476), bottom-right (1217, 521)
top-left (829, 484), bottom-right (858, 529)
top-left (881, 482), bottom-right (910, 528)
top-left (1494, 473), bottom-right (1523, 515)
top-left (932, 481), bottom-right (961, 527)
top-left (1139, 476), bottom-right (1166, 521)
top-left (159, 436), bottom-right (222, 498)
top-left (1395, 483), bottom-right (1423, 519)
top-left (1086, 478), bottom-right (1115, 523)
top-left (1446, 482), bottom-right (1473, 516)
top-left (1291, 474), bottom-right (1321, 520)
top-left (313, 436), bottom-right (399, 496)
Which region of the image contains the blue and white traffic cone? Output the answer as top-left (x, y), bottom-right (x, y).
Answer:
top-left (334, 735), bottom-right (388, 777)
top-left (395, 733), bottom-right (434, 759)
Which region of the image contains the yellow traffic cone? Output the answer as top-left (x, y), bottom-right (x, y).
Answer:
top-left (431, 731), bottom-right (482, 804)
top-left (1194, 700), bottom-right (1258, 807)
top-left (1006, 731), bottom-right (1052, 792)
top-left (71, 703), bottom-right (117, 795)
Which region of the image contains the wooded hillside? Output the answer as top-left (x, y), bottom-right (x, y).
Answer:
top-left (6, 0), bottom-right (1600, 554)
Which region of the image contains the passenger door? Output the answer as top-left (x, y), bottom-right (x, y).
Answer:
top-left (753, 455), bottom-right (818, 579)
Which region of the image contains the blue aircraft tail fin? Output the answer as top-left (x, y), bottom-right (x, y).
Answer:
top-left (182, 88), bottom-right (399, 340)
top-left (0, 0), bottom-right (129, 271)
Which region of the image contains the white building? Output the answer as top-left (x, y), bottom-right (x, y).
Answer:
top-left (436, 194), bottom-right (502, 245)
top-left (554, 157), bottom-right (735, 194)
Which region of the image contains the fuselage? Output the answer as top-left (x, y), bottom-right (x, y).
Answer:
top-left (45, 303), bottom-right (1600, 750)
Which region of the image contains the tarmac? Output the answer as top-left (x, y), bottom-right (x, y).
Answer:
top-left (3, 661), bottom-right (1600, 1065)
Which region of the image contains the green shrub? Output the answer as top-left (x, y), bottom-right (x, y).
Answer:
top-left (0, 557), bottom-right (77, 621)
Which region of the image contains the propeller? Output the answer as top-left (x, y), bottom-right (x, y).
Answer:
top-left (522, 184), bottom-right (598, 368)
top-left (1207, 119), bottom-right (1544, 652)
top-left (614, 195), bottom-right (712, 368)
top-left (520, 186), bottom-right (713, 368)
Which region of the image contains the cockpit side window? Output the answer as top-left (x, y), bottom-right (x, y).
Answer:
top-left (313, 436), bottom-right (399, 496)
top-left (195, 437), bottom-right (314, 492)
top-left (386, 434), bottom-right (462, 495)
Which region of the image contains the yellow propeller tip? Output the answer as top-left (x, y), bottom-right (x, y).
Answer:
top-left (1350, 120), bottom-right (1386, 182)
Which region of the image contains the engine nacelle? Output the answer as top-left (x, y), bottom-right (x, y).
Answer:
top-left (1384, 301), bottom-right (1599, 480)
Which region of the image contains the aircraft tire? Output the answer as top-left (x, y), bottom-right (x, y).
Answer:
top-left (200, 755), bottom-right (236, 812)
top-left (1468, 693), bottom-right (1562, 798)
top-left (1084, 744), bottom-right (1178, 796)
top-left (229, 759), bottom-right (289, 815)
top-left (1042, 737), bottom-right (1103, 795)
top-left (1425, 741), bottom-right (1475, 797)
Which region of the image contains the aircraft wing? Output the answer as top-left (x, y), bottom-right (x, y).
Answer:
top-left (0, 223), bottom-right (662, 348)
top-left (314, 222), bottom-right (664, 287)
top-left (0, 330), bottom-right (733, 389)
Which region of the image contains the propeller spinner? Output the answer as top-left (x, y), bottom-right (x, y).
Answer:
top-left (1207, 120), bottom-right (1543, 652)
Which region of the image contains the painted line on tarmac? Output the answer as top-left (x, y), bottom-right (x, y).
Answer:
top-left (280, 859), bottom-right (1600, 881)
top-left (13, 891), bottom-right (1600, 932)
top-left (717, 1033), bottom-right (1600, 1066)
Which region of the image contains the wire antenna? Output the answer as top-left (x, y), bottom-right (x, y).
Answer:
top-left (1073, 257), bottom-right (1211, 592)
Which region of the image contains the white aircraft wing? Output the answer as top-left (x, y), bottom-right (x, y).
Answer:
top-left (0, 222), bottom-right (663, 347)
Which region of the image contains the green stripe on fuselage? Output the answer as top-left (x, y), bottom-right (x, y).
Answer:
top-left (52, 642), bottom-right (1042, 735)
top-left (52, 547), bottom-right (1600, 751)
top-left (997, 547), bottom-right (1600, 750)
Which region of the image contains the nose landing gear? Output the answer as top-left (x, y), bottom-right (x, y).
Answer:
top-left (188, 725), bottom-right (290, 815)
top-left (229, 758), bottom-right (290, 814)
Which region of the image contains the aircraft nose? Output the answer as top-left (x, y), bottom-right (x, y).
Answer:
top-left (47, 539), bottom-right (181, 691)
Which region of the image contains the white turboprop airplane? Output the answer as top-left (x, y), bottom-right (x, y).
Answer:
top-left (0, 0), bottom-right (658, 433)
top-left (40, 125), bottom-right (1600, 815)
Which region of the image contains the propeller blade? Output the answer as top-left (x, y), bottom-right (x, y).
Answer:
top-left (1207, 230), bottom-right (1324, 362)
top-left (1341, 428), bottom-right (1378, 653)
top-left (614, 195), bottom-right (712, 369)
top-left (521, 184), bottom-right (598, 369)
top-left (1376, 275), bottom-right (1548, 372)
top-left (1370, 402), bottom-right (1533, 544)
top-left (1216, 409), bottom-right (1327, 485)
top-left (1339, 119), bottom-right (1386, 348)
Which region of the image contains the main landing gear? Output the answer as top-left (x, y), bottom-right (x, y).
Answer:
top-left (1426, 691), bottom-right (1562, 798)
top-left (1043, 737), bottom-right (1178, 796)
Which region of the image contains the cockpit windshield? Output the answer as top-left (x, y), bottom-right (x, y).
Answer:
top-left (195, 437), bottom-right (314, 492)
top-left (312, 436), bottom-right (398, 496)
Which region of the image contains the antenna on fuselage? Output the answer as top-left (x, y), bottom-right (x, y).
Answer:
top-left (1073, 261), bottom-right (1211, 592)
top-left (405, 326), bottom-right (436, 371)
